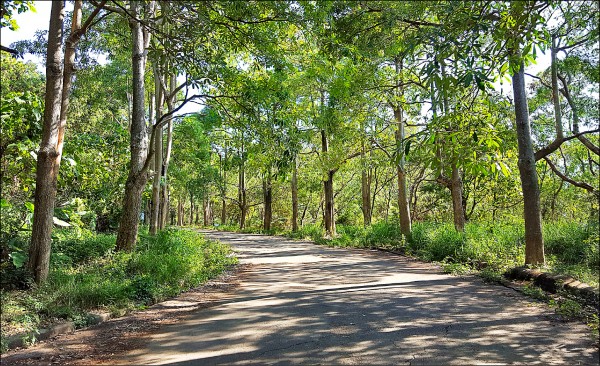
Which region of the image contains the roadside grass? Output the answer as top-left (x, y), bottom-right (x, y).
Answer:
top-left (0, 228), bottom-right (236, 352)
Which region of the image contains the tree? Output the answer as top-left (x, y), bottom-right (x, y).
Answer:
top-left (28, 0), bottom-right (105, 283)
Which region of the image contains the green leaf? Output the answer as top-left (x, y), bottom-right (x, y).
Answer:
top-left (9, 251), bottom-right (27, 268)
top-left (404, 140), bottom-right (411, 156)
top-left (25, 201), bottom-right (34, 212)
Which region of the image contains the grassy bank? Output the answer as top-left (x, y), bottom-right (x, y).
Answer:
top-left (0, 229), bottom-right (236, 351)
top-left (216, 220), bottom-right (599, 288)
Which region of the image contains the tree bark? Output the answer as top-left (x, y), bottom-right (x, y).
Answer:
top-left (360, 158), bottom-right (372, 226)
top-left (291, 157), bottom-right (299, 231)
top-left (238, 156), bottom-right (247, 229)
top-left (203, 192), bottom-right (212, 226)
top-left (512, 59), bottom-right (545, 265)
top-left (393, 58), bottom-right (412, 238)
top-left (150, 66), bottom-right (164, 235)
top-left (220, 149), bottom-right (227, 225)
top-left (450, 164), bottom-right (465, 231)
top-left (263, 172), bottom-right (273, 231)
top-left (28, 1), bottom-right (66, 284)
top-left (393, 107), bottom-right (412, 238)
top-left (160, 74), bottom-right (175, 229)
top-left (321, 129), bottom-right (336, 237)
top-left (550, 36), bottom-right (564, 140)
top-left (177, 199), bottom-right (183, 226)
top-left (116, 3), bottom-right (151, 251)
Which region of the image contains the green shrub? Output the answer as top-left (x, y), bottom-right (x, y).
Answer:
top-left (361, 222), bottom-right (404, 249)
top-left (1, 228), bottom-right (236, 345)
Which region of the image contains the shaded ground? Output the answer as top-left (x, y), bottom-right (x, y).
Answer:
top-left (2, 230), bottom-right (598, 365)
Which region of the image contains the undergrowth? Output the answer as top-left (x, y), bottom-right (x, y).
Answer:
top-left (0, 229), bottom-right (236, 352)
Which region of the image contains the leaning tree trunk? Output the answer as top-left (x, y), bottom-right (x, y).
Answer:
top-left (291, 157), bottom-right (299, 231)
top-left (512, 59), bottom-right (545, 265)
top-left (28, 1), bottom-right (66, 284)
top-left (116, 6), bottom-right (151, 251)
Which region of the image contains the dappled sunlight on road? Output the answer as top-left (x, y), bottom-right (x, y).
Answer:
top-left (118, 231), bottom-right (598, 365)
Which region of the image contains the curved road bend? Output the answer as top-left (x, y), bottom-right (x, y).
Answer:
top-left (118, 230), bottom-right (598, 365)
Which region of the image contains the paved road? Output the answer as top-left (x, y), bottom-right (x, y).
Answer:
top-left (117, 231), bottom-right (598, 365)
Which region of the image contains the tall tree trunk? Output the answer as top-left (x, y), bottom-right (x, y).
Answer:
top-left (394, 107), bottom-right (411, 238)
top-left (393, 58), bottom-right (412, 239)
top-left (28, 1), bottom-right (66, 283)
top-left (263, 172), bottom-right (272, 231)
top-left (291, 157), bottom-right (299, 231)
top-left (160, 74), bottom-right (175, 229)
top-left (440, 62), bottom-right (465, 232)
top-left (28, 1), bottom-right (106, 281)
top-left (150, 68), bottom-right (164, 235)
top-left (116, 3), bottom-right (151, 251)
top-left (512, 59), bottom-right (545, 265)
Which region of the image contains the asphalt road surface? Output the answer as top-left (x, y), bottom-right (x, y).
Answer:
top-left (114, 230), bottom-right (598, 365)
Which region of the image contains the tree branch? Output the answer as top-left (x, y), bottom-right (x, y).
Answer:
top-left (535, 129), bottom-right (600, 161)
top-left (543, 157), bottom-right (595, 193)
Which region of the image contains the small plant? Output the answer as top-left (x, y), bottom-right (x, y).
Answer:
top-left (551, 297), bottom-right (583, 319)
top-left (441, 261), bottom-right (472, 275)
top-left (521, 284), bottom-right (549, 301)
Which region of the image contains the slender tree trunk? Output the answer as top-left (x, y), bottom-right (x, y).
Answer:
top-left (263, 173), bottom-right (273, 231)
top-left (160, 74), bottom-right (175, 229)
top-left (177, 199), bottom-right (183, 226)
top-left (393, 108), bottom-right (411, 237)
top-left (189, 193), bottom-right (194, 225)
top-left (238, 148), bottom-right (247, 229)
top-left (360, 134), bottom-right (372, 226)
top-left (220, 149), bottom-right (227, 225)
top-left (28, 1), bottom-right (66, 283)
top-left (550, 36), bottom-right (564, 140)
top-left (116, 4), bottom-right (151, 252)
top-left (291, 157), bottom-right (299, 231)
top-left (323, 171), bottom-right (335, 237)
top-left (393, 58), bottom-right (412, 239)
top-left (361, 167), bottom-right (372, 226)
top-left (203, 192), bottom-right (212, 226)
top-left (150, 68), bottom-right (164, 235)
top-left (321, 129), bottom-right (335, 237)
top-left (512, 59), bottom-right (545, 265)
top-left (450, 164), bottom-right (465, 231)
